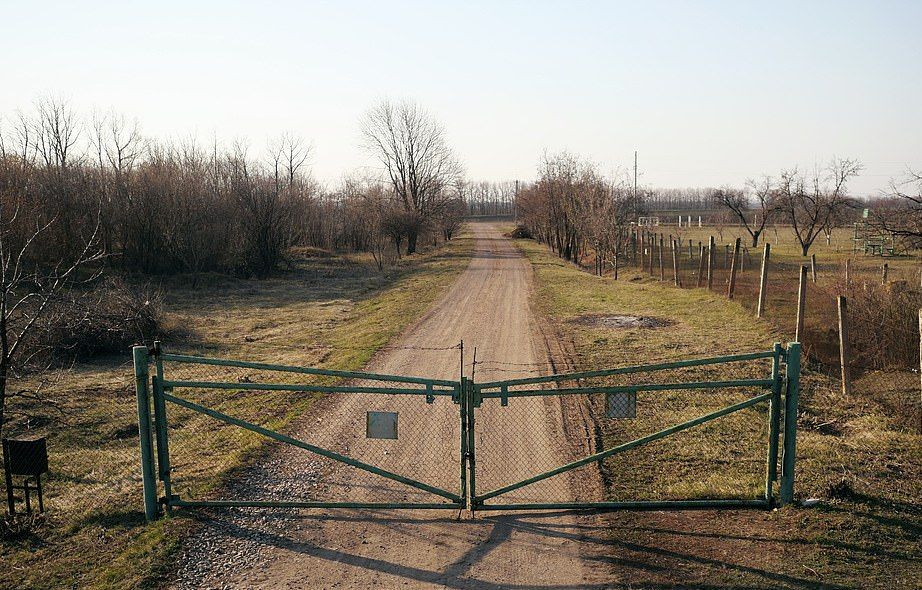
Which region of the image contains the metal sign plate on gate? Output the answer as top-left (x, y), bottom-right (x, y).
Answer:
top-left (606, 391), bottom-right (637, 419)
top-left (366, 411), bottom-right (398, 439)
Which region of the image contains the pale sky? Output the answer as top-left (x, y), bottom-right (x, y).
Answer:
top-left (2, 0), bottom-right (920, 195)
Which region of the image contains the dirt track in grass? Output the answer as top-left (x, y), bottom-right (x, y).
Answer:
top-left (172, 221), bottom-right (610, 589)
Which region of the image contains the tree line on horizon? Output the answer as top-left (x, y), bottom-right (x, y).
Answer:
top-left (517, 151), bottom-right (921, 268)
top-left (0, 97), bottom-right (475, 435)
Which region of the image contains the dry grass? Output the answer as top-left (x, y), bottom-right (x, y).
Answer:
top-left (595, 224), bottom-right (922, 435)
top-left (0, 231), bottom-right (474, 590)
top-left (516, 234), bottom-right (922, 589)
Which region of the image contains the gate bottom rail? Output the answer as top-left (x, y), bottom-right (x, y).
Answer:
top-left (169, 499), bottom-right (461, 510)
top-left (473, 500), bottom-right (770, 511)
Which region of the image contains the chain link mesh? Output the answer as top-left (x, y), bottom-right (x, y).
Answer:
top-left (160, 357), bottom-right (462, 506)
top-left (1, 366), bottom-right (142, 518)
top-left (473, 354), bottom-right (776, 506)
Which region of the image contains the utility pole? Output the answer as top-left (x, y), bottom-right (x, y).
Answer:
top-left (514, 179), bottom-right (518, 221)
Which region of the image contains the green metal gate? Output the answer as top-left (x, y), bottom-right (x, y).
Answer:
top-left (467, 343), bottom-right (801, 511)
top-left (135, 342), bottom-right (800, 520)
top-left (133, 343), bottom-right (465, 519)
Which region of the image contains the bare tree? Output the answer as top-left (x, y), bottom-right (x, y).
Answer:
top-left (713, 179), bottom-right (778, 247)
top-left (0, 189), bottom-right (105, 439)
top-left (91, 110), bottom-right (143, 258)
top-left (33, 96), bottom-right (80, 170)
top-left (516, 152), bottom-right (633, 272)
top-left (777, 158), bottom-right (862, 256)
top-left (228, 141), bottom-right (303, 277)
top-left (361, 100), bottom-right (462, 254)
top-left (436, 196), bottom-right (466, 242)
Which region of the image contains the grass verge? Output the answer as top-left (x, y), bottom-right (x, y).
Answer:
top-left (516, 236), bottom-right (921, 589)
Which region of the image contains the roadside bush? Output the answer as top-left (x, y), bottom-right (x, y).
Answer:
top-left (42, 277), bottom-right (164, 362)
top-left (509, 225), bottom-right (533, 239)
top-left (820, 277), bottom-right (922, 371)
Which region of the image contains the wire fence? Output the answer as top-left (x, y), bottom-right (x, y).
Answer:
top-left (1, 370), bottom-right (142, 522)
top-left (621, 230), bottom-right (922, 434)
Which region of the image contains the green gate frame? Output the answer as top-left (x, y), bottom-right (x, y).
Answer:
top-left (135, 342), bottom-right (801, 520)
top-left (467, 342), bottom-right (801, 511)
top-left (134, 342), bottom-right (465, 520)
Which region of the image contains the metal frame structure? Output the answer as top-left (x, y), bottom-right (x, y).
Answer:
top-left (135, 342), bottom-right (801, 520)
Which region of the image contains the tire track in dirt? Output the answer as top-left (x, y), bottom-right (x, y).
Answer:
top-left (172, 221), bottom-right (610, 589)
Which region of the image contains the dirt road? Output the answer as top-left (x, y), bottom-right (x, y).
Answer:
top-left (173, 221), bottom-right (608, 589)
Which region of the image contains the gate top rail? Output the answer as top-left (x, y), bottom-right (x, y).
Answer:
top-left (479, 378), bottom-right (774, 399)
top-left (159, 352), bottom-right (459, 388)
top-left (160, 379), bottom-right (456, 396)
top-left (476, 348), bottom-right (779, 390)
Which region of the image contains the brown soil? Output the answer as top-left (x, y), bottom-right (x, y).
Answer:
top-left (570, 314), bottom-right (672, 329)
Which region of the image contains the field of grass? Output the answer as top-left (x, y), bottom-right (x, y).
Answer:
top-left (0, 232), bottom-right (474, 590)
top-left (633, 225), bottom-right (921, 362)
top-left (589, 223), bottom-right (922, 435)
top-left (516, 234), bottom-right (921, 588)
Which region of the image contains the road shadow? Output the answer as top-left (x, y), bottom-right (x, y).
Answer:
top-left (182, 508), bottom-right (854, 589)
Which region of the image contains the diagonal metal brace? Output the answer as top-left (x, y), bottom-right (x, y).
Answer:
top-left (476, 391), bottom-right (771, 503)
top-left (163, 393), bottom-right (462, 502)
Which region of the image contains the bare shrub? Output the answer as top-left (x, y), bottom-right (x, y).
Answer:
top-left (821, 277), bottom-right (922, 371)
top-left (509, 225), bottom-right (532, 239)
top-left (41, 277), bottom-right (164, 362)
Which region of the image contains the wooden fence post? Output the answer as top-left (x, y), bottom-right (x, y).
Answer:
top-left (795, 265), bottom-right (808, 342)
top-left (757, 243), bottom-right (770, 318)
top-left (696, 244), bottom-right (706, 288)
top-left (648, 233), bottom-right (654, 274)
top-left (845, 258), bottom-right (851, 291)
top-left (810, 254), bottom-right (817, 283)
top-left (658, 236), bottom-right (665, 281)
top-left (882, 263), bottom-right (889, 285)
top-left (672, 239), bottom-right (680, 287)
top-left (638, 231), bottom-right (643, 268)
top-left (707, 236), bottom-right (715, 290)
top-left (837, 296), bottom-right (851, 396)
top-left (631, 230), bottom-right (637, 266)
top-left (727, 237), bottom-right (741, 299)
top-left (641, 230), bottom-right (647, 270)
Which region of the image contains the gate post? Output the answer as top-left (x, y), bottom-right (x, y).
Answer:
top-left (151, 342), bottom-right (173, 513)
top-left (780, 342), bottom-right (801, 506)
top-left (458, 378), bottom-right (468, 508)
top-left (765, 343), bottom-right (783, 505)
top-left (133, 345), bottom-right (159, 521)
top-left (465, 378), bottom-right (478, 509)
